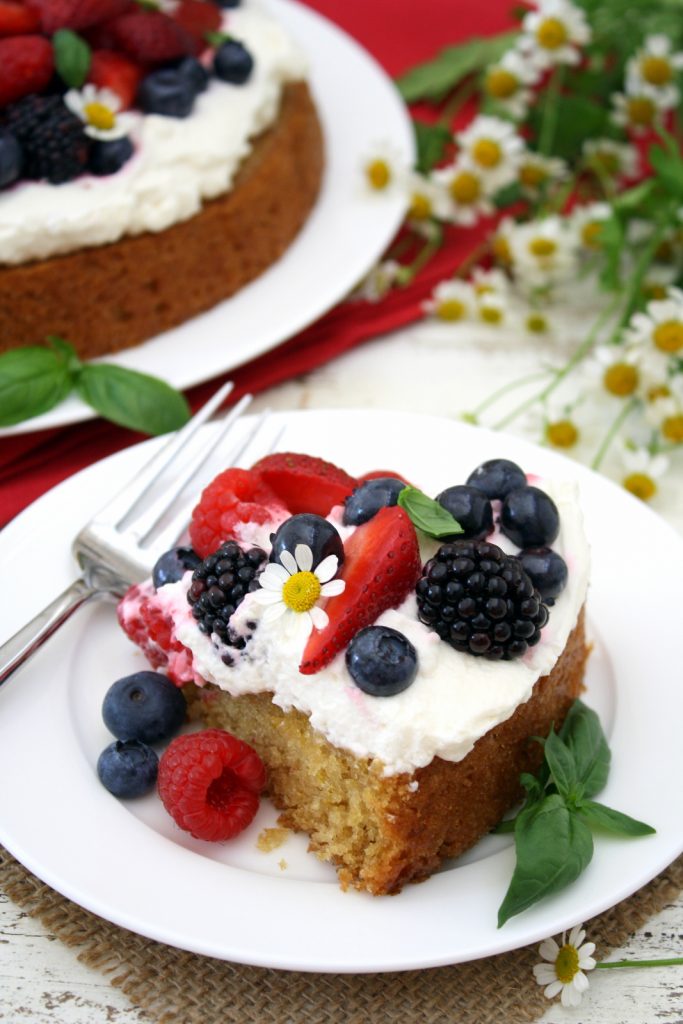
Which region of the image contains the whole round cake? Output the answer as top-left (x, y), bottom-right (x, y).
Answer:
top-left (0, 0), bottom-right (323, 358)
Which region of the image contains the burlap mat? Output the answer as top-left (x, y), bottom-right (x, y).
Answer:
top-left (1, 848), bottom-right (681, 1024)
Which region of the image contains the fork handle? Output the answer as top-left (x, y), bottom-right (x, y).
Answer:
top-left (0, 578), bottom-right (99, 687)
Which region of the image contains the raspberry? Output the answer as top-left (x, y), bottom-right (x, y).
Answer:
top-left (117, 583), bottom-right (194, 685)
top-left (158, 729), bottom-right (267, 841)
top-left (189, 466), bottom-right (288, 558)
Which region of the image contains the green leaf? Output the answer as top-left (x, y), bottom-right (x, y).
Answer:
top-left (46, 334), bottom-right (82, 373)
top-left (396, 32), bottom-right (518, 103)
top-left (597, 215), bottom-right (625, 291)
top-left (0, 346), bottom-right (74, 426)
top-left (76, 364), bottom-right (190, 435)
top-left (559, 699), bottom-right (610, 798)
top-left (528, 94), bottom-right (609, 161)
top-left (497, 794), bottom-right (594, 926)
top-left (397, 486), bottom-right (464, 538)
top-left (544, 729), bottom-right (580, 801)
top-left (53, 29), bottom-right (91, 89)
top-left (578, 800), bottom-right (656, 836)
top-left (649, 143), bottom-right (683, 199)
top-left (413, 120), bottom-right (452, 174)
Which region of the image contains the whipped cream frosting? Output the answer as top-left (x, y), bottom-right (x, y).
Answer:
top-left (0, 5), bottom-right (307, 265)
top-left (121, 477), bottom-right (590, 777)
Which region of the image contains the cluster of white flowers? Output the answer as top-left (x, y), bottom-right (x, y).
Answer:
top-left (612, 34), bottom-right (683, 133)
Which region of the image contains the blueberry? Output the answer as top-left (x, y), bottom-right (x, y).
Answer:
top-left (343, 477), bottom-right (406, 526)
top-left (0, 130), bottom-right (22, 189)
top-left (213, 0), bottom-right (241, 7)
top-left (435, 485), bottom-right (493, 540)
top-left (466, 458), bottom-right (527, 500)
top-left (88, 136), bottom-right (134, 177)
top-left (97, 739), bottom-right (158, 798)
top-left (501, 486), bottom-right (560, 548)
top-left (345, 626), bottom-right (418, 696)
top-left (175, 56), bottom-right (210, 94)
top-left (102, 671), bottom-right (186, 744)
top-left (269, 514), bottom-right (344, 570)
top-left (153, 546), bottom-right (202, 589)
top-left (213, 39), bottom-right (254, 84)
top-left (517, 547), bottom-right (568, 603)
top-left (138, 69), bottom-right (195, 117)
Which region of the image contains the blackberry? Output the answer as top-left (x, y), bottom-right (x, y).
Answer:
top-left (1, 95), bottom-right (89, 185)
top-left (187, 541), bottom-right (266, 646)
top-left (415, 539), bottom-right (549, 661)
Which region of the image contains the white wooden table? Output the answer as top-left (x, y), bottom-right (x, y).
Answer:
top-left (2, 318), bottom-right (682, 1022)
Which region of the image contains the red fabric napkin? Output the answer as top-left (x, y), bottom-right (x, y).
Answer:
top-left (0, 0), bottom-right (514, 527)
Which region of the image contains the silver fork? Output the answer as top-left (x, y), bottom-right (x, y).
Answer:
top-left (0, 382), bottom-right (276, 687)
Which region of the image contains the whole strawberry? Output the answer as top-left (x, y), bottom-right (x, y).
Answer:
top-left (26, 0), bottom-right (131, 34)
top-left (0, 36), bottom-right (53, 107)
top-left (109, 9), bottom-right (195, 64)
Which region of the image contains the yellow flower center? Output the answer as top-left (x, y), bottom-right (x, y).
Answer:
top-left (593, 150), bottom-right (620, 176)
top-left (529, 237), bottom-right (557, 258)
top-left (603, 362), bottom-right (639, 396)
top-left (641, 54), bottom-right (672, 85)
top-left (536, 17), bottom-right (568, 50)
top-left (627, 96), bottom-right (656, 126)
top-left (662, 414), bottom-right (683, 442)
top-left (653, 320), bottom-right (683, 353)
top-left (480, 304), bottom-right (503, 324)
top-left (519, 162), bottom-right (547, 188)
top-left (485, 67), bottom-right (518, 99)
top-left (472, 137), bottom-right (502, 168)
top-left (282, 571), bottom-right (321, 613)
top-left (623, 472), bottom-right (657, 501)
top-left (492, 234), bottom-right (512, 265)
top-left (449, 170), bottom-right (481, 204)
top-left (526, 312), bottom-right (548, 333)
top-left (409, 192), bottom-right (432, 219)
top-left (366, 158), bottom-right (391, 190)
top-left (555, 944), bottom-right (580, 984)
top-left (647, 383), bottom-right (670, 401)
top-left (84, 101), bottom-right (116, 131)
top-left (436, 298), bottom-right (466, 321)
top-left (581, 221), bottom-right (603, 248)
top-left (546, 419), bottom-right (579, 447)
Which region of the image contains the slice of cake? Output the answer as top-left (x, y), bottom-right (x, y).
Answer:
top-left (118, 452), bottom-right (590, 895)
top-left (0, 1), bottom-right (323, 359)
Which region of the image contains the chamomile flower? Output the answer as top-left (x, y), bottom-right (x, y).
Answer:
top-left (642, 263), bottom-right (679, 301)
top-left (476, 289), bottom-right (509, 326)
top-left (571, 202), bottom-right (612, 250)
top-left (590, 344), bottom-right (643, 399)
top-left (516, 151), bottom-right (568, 198)
top-left (626, 35), bottom-right (683, 95)
top-left (645, 386), bottom-right (683, 443)
top-left (362, 144), bottom-right (405, 194)
top-left (431, 159), bottom-right (493, 226)
top-left (625, 288), bottom-right (683, 357)
top-left (611, 86), bottom-right (669, 134)
top-left (64, 84), bottom-right (134, 141)
top-left (484, 48), bottom-right (541, 119)
top-left (423, 279), bottom-right (474, 322)
top-left (620, 445), bottom-right (669, 501)
top-left (526, 399), bottom-right (582, 448)
top-left (490, 216), bottom-right (516, 269)
top-left (523, 306), bottom-right (555, 336)
top-left (455, 115), bottom-right (523, 190)
top-left (405, 171), bottom-right (451, 225)
top-left (508, 215), bottom-right (578, 289)
top-left (252, 545), bottom-right (345, 638)
top-left (520, 0), bottom-right (592, 69)
top-left (582, 138), bottom-right (640, 181)
top-left (470, 266), bottom-right (510, 297)
top-left (533, 924), bottom-right (596, 1007)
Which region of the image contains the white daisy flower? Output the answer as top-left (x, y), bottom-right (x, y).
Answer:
top-left (519, 0), bottom-right (592, 69)
top-left (431, 159), bottom-right (493, 226)
top-left (490, 215), bottom-right (516, 269)
top-left (252, 544), bottom-right (345, 638)
top-left (353, 260), bottom-right (402, 303)
top-left (362, 143), bottom-right (406, 194)
top-left (611, 85), bottom-right (671, 133)
top-left (484, 48), bottom-right (541, 119)
top-left (525, 398), bottom-right (582, 448)
top-left (533, 924), bottom-right (596, 1007)
top-left (582, 138), bottom-right (640, 180)
top-left (64, 84), bottom-right (135, 141)
top-left (423, 279), bottom-right (475, 322)
top-left (587, 344), bottom-right (644, 399)
top-left (470, 266), bottom-right (510, 297)
top-left (508, 215), bottom-right (579, 289)
top-left (642, 263), bottom-right (679, 301)
top-left (406, 170), bottom-right (451, 224)
top-left (476, 289), bottom-right (510, 326)
top-left (626, 34), bottom-right (683, 95)
top-left (517, 150), bottom-right (568, 197)
top-left (620, 445), bottom-right (669, 501)
top-left (455, 115), bottom-right (524, 190)
top-left (523, 306), bottom-right (555, 336)
top-left (625, 288), bottom-right (683, 357)
top-left (571, 201), bottom-right (613, 250)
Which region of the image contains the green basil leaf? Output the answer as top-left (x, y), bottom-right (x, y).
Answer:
top-left (76, 364), bottom-right (190, 435)
top-left (578, 800), bottom-right (656, 836)
top-left (53, 29), bottom-right (91, 89)
top-left (559, 700), bottom-right (610, 798)
top-left (0, 347), bottom-right (74, 426)
top-left (46, 334), bottom-right (82, 373)
top-left (497, 794), bottom-right (594, 926)
top-left (397, 486), bottom-right (463, 538)
top-left (413, 120), bottom-right (452, 174)
top-left (544, 729), bottom-right (580, 801)
top-left (396, 32), bottom-right (518, 103)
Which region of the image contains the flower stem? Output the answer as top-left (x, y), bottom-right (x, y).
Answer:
top-left (399, 224), bottom-right (445, 285)
top-left (607, 212), bottom-right (673, 343)
top-left (438, 77), bottom-right (479, 128)
top-left (595, 957), bottom-right (683, 970)
top-left (591, 397), bottom-right (639, 470)
top-left (470, 370), bottom-right (553, 417)
top-left (538, 67), bottom-right (564, 157)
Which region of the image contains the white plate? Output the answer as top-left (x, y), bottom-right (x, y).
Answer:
top-left (1, 409), bottom-right (681, 972)
top-left (0, 0), bottom-right (412, 436)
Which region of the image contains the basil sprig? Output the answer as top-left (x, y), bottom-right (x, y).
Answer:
top-left (0, 337), bottom-right (190, 435)
top-left (53, 29), bottom-right (91, 89)
top-left (397, 485), bottom-right (463, 539)
top-left (497, 700), bottom-right (655, 927)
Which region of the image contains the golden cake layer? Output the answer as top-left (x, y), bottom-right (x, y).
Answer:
top-left (0, 82), bottom-right (323, 360)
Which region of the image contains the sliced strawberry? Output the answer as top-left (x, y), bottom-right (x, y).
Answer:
top-left (252, 452), bottom-right (358, 518)
top-left (0, 2), bottom-right (40, 37)
top-left (88, 49), bottom-right (142, 109)
top-left (108, 9), bottom-right (195, 64)
top-left (172, 0), bottom-right (221, 46)
top-left (299, 506), bottom-right (422, 674)
top-left (189, 466), bottom-right (289, 559)
top-left (26, 0), bottom-right (130, 34)
top-left (0, 35), bottom-right (52, 106)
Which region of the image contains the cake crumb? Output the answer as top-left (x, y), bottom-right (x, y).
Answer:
top-left (257, 827), bottom-right (291, 852)
top-left (278, 859), bottom-right (288, 871)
